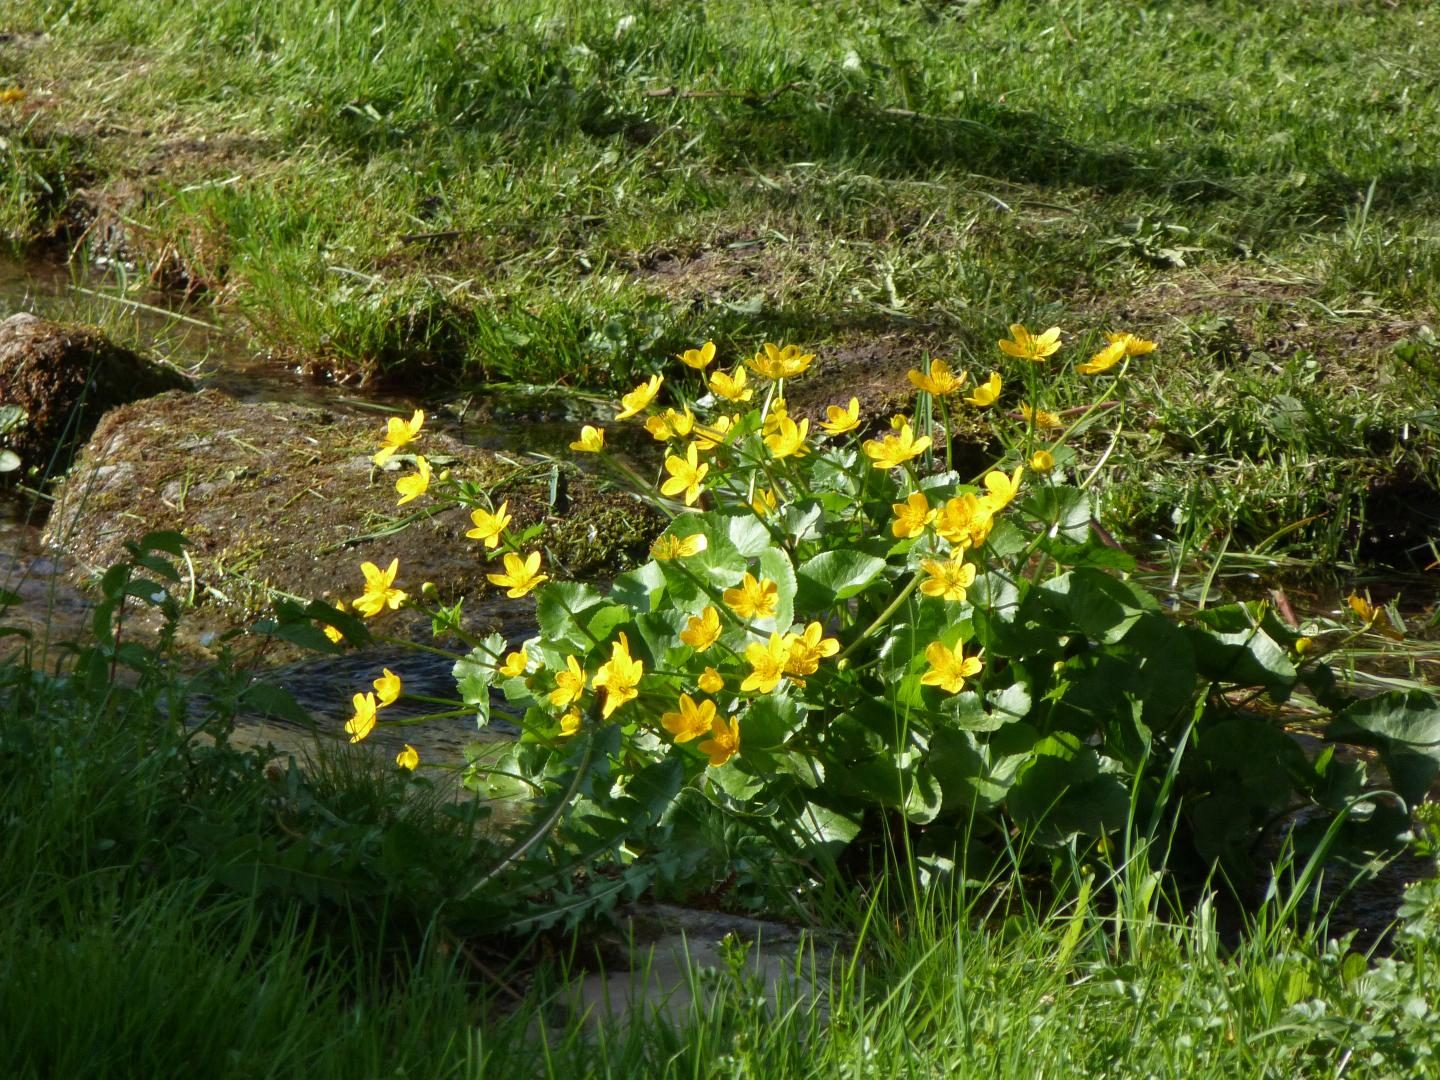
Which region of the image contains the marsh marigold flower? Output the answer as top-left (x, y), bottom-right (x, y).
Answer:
top-left (919, 556), bottom-right (977, 604)
top-left (1030, 449), bottom-right (1055, 473)
top-left (908, 358), bottom-right (966, 397)
top-left (592, 632), bottom-right (643, 718)
top-left (1110, 331), bottom-right (1157, 357)
top-left (498, 651), bottom-right (530, 678)
top-left (935, 494), bottom-right (994, 550)
top-left (1077, 337), bottom-right (1126, 376)
top-left (862, 420), bottom-right (931, 470)
top-left (819, 397), bottom-right (861, 436)
top-left (693, 415), bottom-right (735, 452)
top-left (345, 691), bottom-right (378, 742)
top-left (1019, 404), bottom-right (1062, 430)
top-left (981, 466), bottom-right (1024, 512)
top-left (645, 407), bottom-right (696, 442)
top-left (466, 501), bottom-right (512, 548)
top-left (661, 693), bottom-right (717, 743)
top-left (680, 606), bottom-right (722, 651)
top-left (724, 572), bottom-right (779, 621)
top-left (570, 425), bottom-right (605, 452)
top-left (395, 455), bottom-right (432, 505)
top-left (560, 709), bottom-right (583, 736)
top-left (616, 374), bottom-right (663, 420)
top-left (891, 491), bottom-right (935, 539)
top-left (660, 443), bottom-right (710, 505)
top-left (549, 656), bottom-right (586, 709)
top-left (964, 371), bottom-right (1003, 408)
top-left (998, 324), bottom-right (1062, 361)
top-left (747, 342), bottom-right (815, 381)
top-left (373, 409), bottom-right (424, 466)
top-left (709, 367), bottom-right (753, 402)
top-left (784, 622), bottom-right (839, 678)
top-left (680, 341), bottom-right (717, 370)
top-left (487, 551), bottom-right (548, 598)
top-left (354, 558), bottom-right (407, 617)
top-left (750, 488), bottom-right (778, 518)
top-left (921, 640), bottom-right (983, 694)
top-left (322, 600), bottom-right (349, 644)
top-left (373, 668), bottom-right (402, 707)
top-left (764, 415), bottom-right (810, 460)
top-left (396, 744), bottom-right (420, 770)
top-left (651, 532), bottom-right (707, 560)
top-left (698, 666), bottom-right (724, 693)
top-left (742, 633), bottom-right (791, 693)
top-left (698, 715), bottom-right (741, 767)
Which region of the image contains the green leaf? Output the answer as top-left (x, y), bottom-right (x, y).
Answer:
top-left (610, 561), bottom-right (666, 612)
top-left (929, 723), bottom-right (1039, 810)
top-left (1041, 567), bottom-right (1160, 644)
top-left (741, 693), bottom-right (803, 750)
top-left (1023, 484), bottom-right (1092, 543)
top-left (1332, 689), bottom-right (1440, 805)
top-left (1006, 732), bottom-right (1128, 839)
top-left (796, 549), bottom-right (888, 609)
top-left (0, 449), bottom-right (19, 473)
top-left (536, 582), bottom-right (608, 651)
top-left (1184, 619), bottom-right (1296, 692)
top-left (755, 545), bottom-right (798, 631)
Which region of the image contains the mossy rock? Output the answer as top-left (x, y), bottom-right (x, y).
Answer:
top-left (44, 389), bottom-right (662, 640)
top-left (0, 313), bottom-right (192, 476)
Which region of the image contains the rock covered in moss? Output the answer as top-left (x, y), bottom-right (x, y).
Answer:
top-left (0, 313), bottom-right (193, 476)
top-left (44, 388), bottom-right (660, 632)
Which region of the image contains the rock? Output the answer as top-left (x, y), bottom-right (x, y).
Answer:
top-left (0, 313), bottom-right (192, 476)
top-left (44, 388), bottom-right (661, 644)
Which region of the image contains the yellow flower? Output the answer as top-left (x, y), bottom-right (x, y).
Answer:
top-left (1076, 338), bottom-right (1126, 376)
top-left (498, 650), bottom-right (530, 678)
top-left (645, 407), bottom-right (696, 442)
top-left (693, 414), bottom-right (735, 452)
top-left (660, 442), bottom-right (710, 505)
top-left (680, 341), bottom-right (718, 370)
top-left (486, 550), bottom-right (548, 598)
top-left (1019, 404), bottom-right (1062, 430)
top-left (747, 342), bottom-right (815, 380)
top-left (651, 532), bottom-right (708, 560)
top-left (680, 606), bottom-right (722, 651)
top-left (345, 691), bottom-right (378, 742)
top-left (661, 693), bottom-right (717, 743)
top-left (907, 358), bottom-right (966, 397)
top-left (764, 415), bottom-right (810, 460)
top-left (698, 666), bottom-right (725, 693)
top-left (396, 744), bottom-right (420, 770)
top-left (724, 573), bottom-right (779, 621)
top-left (322, 600), bottom-right (349, 644)
top-left (1294, 636), bottom-right (1315, 656)
top-left (709, 366), bottom-right (753, 403)
top-left (560, 709), bottom-right (583, 737)
top-left (819, 397), bottom-right (861, 436)
top-left (616, 374), bottom-right (664, 419)
top-left (980, 466), bottom-right (1024, 513)
top-left (373, 667), bottom-right (402, 707)
top-left (964, 371), bottom-right (1003, 408)
top-left (750, 488), bottom-right (778, 518)
top-left (919, 556), bottom-right (977, 603)
top-left (998, 324), bottom-right (1062, 361)
top-left (354, 558), bottom-right (407, 617)
top-left (934, 494), bottom-right (995, 550)
top-left (862, 421), bottom-right (932, 470)
top-left (742, 633), bottom-right (791, 693)
top-left (549, 655), bottom-right (587, 709)
top-left (783, 622), bottom-right (840, 678)
top-left (1109, 331), bottom-right (1157, 357)
top-left (592, 632), bottom-right (644, 719)
top-left (698, 715), bottom-right (741, 767)
top-left (570, 425), bottom-right (605, 452)
top-left (920, 640), bottom-right (984, 694)
top-left (0, 88), bottom-right (28, 105)
top-left (395, 455), bottom-right (432, 506)
top-left (891, 491), bottom-right (935, 539)
top-left (762, 398), bottom-right (789, 437)
top-left (373, 409), bottom-right (425, 466)
top-left (1030, 449), bottom-right (1055, 473)
top-left (466, 501), bottom-right (512, 548)
top-left (1347, 592), bottom-right (1379, 624)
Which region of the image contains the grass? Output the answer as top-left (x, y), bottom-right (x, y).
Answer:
top-left (5, 647), bottom-right (1440, 1078)
top-left (3, 1), bottom-right (1440, 561)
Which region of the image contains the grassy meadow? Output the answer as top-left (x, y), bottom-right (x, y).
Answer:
top-left (3, 0), bottom-right (1440, 562)
top-left (5, 1), bottom-right (1440, 1076)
